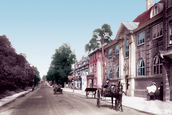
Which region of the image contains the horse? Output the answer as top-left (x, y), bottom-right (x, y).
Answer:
top-left (110, 83), bottom-right (125, 112)
top-left (97, 83), bottom-right (125, 112)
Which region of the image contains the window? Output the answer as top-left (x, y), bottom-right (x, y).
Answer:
top-left (95, 63), bottom-right (96, 71)
top-left (137, 59), bottom-right (145, 76)
top-left (152, 22), bottom-right (163, 39)
top-left (108, 48), bottom-right (112, 57)
top-left (153, 55), bottom-right (162, 74)
top-left (169, 21), bottom-right (172, 45)
top-left (125, 37), bottom-right (129, 57)
top-left (116, 65), bottom-right (119, 78)
top-left (137, 31), bottom-right (145, 45)
top-left (95, 53), bottom-right (96, 59)
top-left (116, 45), bottom-right (119, 54)
top-left (92, 65), bottom-right (94, 72)
top-left (94, 77), bottom-right (97, 85)
top-left (109, 67), bottom-right (112, 79)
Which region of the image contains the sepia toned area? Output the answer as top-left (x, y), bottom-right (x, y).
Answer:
top-left (1, 0), bottom-right (172, 115)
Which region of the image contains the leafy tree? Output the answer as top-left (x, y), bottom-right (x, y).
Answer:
top-left (0, 35), bottom-right (37, 95)
top-left (85, 24), bottom-right (113, 83)
top-left (46, 43), bottom-right (76, 86)
top-left (34, 67), bottom-right (41, 87)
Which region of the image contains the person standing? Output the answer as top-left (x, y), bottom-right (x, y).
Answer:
top-left (159, 82), bottom-right (163, 101)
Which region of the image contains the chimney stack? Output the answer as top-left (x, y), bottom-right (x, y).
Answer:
top-left (146, 0), bottom-right (154, 11)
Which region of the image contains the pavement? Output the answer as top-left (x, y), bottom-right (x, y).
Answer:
top-left (0, 89), bottom-right (32, 108)
top-left (62, 88), bottom-right (172, 115)
top-left (1, 84), bottom-right (172, 115)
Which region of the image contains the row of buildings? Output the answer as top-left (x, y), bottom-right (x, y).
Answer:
top-left (68, 0), bottom-right (172, 101)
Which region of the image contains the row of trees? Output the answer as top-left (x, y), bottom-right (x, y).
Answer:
top-left (0, 35), bottom-right (40, 94)
top-left (46, 43), bottom-right (76, 86)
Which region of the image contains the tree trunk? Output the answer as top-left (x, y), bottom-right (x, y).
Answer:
top-left (101, 37), bottom-right (106, 85)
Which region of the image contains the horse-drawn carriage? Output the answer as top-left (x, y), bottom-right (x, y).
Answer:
top-left (96, 82), bottom-right (125, 112)
top-left (53, 84), bottom-right (63, 94)
top-left (85, 88), bottom-right (97, 98)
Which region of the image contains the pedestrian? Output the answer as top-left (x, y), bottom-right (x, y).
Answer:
top-left (159, 82), bottom-right (163, 101)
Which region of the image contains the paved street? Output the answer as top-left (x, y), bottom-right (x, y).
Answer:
top-left (0, 84), bottom-right (150, 115)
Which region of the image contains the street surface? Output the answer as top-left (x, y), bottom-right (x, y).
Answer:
top-left (0, 84), bottom-right (151, 115)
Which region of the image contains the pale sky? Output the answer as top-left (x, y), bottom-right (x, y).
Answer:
top-left (0, 0), bottom-right (160, 77)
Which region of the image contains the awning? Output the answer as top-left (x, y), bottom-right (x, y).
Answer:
top-left (159, 50), bottom-right (172, 59)
top-left (87, 74), bottom-right (94, 79)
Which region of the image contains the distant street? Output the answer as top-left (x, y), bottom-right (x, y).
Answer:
top-left (0, 84), bottom-right (150, 115)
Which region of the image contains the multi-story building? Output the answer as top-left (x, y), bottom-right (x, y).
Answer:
top-left (104, 0), bottom-right (172, 101)
top-left (73, 56), bottom-right (89, 91)
top-left (87, 48), bottom-right (105, 88)
top-left (105, 22), bottom-right (138, 96)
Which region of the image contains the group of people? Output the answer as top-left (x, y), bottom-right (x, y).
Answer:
top-left (103, 78), bottom-right (163, 101)
top-left (147, 81), bottom-right (163, 101)
top-left (102, 78), bottom-right (122, 89)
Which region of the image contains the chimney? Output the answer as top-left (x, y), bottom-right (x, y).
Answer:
top-left (146, 0), bottom-right (154, 11)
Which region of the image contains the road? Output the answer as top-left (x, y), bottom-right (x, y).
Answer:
top-left (0, 84), bottom-right (151, 115)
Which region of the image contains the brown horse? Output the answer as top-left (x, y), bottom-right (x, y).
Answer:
top-left (97, 83), bottom-right (125, 112)
top-left (110, 84), bottom-right (125, 111)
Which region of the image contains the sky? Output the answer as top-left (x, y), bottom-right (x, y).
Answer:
top-left (0, 0), bottom-right (160, 78)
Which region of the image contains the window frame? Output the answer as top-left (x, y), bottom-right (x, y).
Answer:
top-left (116, 65), bottom-right (119, 78)
top-left (137, 59), bottom-right (145, 76)
top-left (116, 45), bottom-right (119, 55)
top-left (153, 55), bottom-right (162, 75)
top-left (109, 66), bottom-right (112, 79)
top-left (137, 31), bottom-right (145, 46)
top-left (108, 48), bottom-right (112, 57)
top-left (125, 37), bottom-right (129, 57)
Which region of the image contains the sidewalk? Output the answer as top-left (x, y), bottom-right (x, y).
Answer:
top-left (63, 88), bottom-right (172, 115)
top-left (0, 89), bottom-right (32, 108)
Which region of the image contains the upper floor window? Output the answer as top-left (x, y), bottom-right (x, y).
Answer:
top-left (116, 65), bottom-right (119, 78)
top-left (116, 45), bottom-right (119, 55)
top-left (150, 3), bottom-right (163, 18)
top-left (109, 67), bottom-right (112, 79)
top-left (152, 22), bottom-right (163, 39)
top-left (137, 31), bottom-right (145, 46)
top-left (137, 59), bottom-right (145, 76)
top-left (95, 53), bottom-right (96, 59)
top-left (92, 65), bottom-right (94, 72)
top-left (125, 37), bottom-right (129, 57)
top-left (153, 55), bottom-right (162, 74)
top-left (169, 21), bottom-right (172, 45)
top-left (95, 63), bottom-right (96, 71)
top-left (108, 48), bottom-right (112, 57)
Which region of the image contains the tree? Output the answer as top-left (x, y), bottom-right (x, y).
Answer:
top-left (0, 35), bottom-right (37, 94)
top-left (85, 24), bottom-right (113, 83)
top-left (46, 43), bottom-right (76, 86)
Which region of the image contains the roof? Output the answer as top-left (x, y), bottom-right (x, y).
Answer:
top-left (133, 7), bottom-right (152, 27)
top-left (122, 22), bottom-right (139, 30)
top-left (133, 2), bottom-right (163, 27)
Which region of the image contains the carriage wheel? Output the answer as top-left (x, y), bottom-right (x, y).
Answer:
top-left (97, 90), bottom-right (100, 108)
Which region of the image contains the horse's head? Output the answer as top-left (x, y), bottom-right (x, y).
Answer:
top-left (110, 84), bottom-right (117, 94)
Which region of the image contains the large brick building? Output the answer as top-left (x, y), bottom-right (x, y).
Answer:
top-left (104, 0), bottom-right (172, 101)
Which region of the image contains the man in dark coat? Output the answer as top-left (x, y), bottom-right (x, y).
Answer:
top-left (103, 78), bottom-right (110, 88)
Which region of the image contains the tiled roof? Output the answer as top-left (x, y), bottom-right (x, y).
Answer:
top-left (133, 7), bottom-right (152, 27)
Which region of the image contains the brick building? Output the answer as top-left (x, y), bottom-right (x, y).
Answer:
top-left (104, 0), bottom-right (172, 101)
top-left (87, 48), bottom-right (105, 88)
